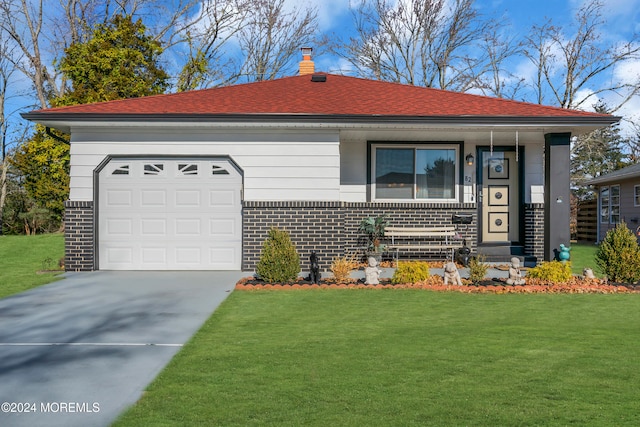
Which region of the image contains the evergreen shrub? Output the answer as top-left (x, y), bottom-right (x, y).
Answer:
top-left (595, 222), bottom-right (640, 283)
top-left (526, 260), bottom-right (573, 283)
top-left (256, 227), bottom-right (300, 283)
top-left (391, 261), bottom-right (430, 284)
top-left (468, 255), bottom-right (489, 285)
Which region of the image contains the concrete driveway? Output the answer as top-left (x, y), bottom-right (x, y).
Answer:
top-left (0, 270), bottom-right (245, 427)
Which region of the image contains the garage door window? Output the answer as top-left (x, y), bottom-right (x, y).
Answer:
top-left (212, 165), bottom-right (230, 175)
top-left (144, 164), bottom-right (164, 175)
top-left (112, 165), bottom-right (130, 175)
top-left (178, 163), bottom-right (198, 175)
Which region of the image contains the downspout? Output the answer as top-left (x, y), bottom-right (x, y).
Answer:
top-left (46, 127), bottom-right (70, 145)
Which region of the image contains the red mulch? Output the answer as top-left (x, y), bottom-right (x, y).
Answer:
top-left (235, 276), bottom-right (640, 294)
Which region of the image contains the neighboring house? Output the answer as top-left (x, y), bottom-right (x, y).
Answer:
top-left (23, 51), bottom-right (619, 271)
top-left (583, 163), bottom-right (640, 242)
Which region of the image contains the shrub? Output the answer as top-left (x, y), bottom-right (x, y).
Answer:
top-left (330, 254), bottom-right (358, 283)
top-left (468, 255), bottom-right (489, 285)
top-left (526, 260), bottom-right (573, 283)
top-left (595, 222), bottom-right (640, 283)
top-left (391, 261), bottom-right (430, 284)
top-left (256, 227), bottom-right (300, 283)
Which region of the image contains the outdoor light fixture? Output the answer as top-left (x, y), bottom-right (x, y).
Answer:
top-left (465, 153), bottom-right (474, 166)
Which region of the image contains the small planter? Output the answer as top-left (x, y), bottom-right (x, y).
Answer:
top-left (359, 215), bottom-right (389, 258)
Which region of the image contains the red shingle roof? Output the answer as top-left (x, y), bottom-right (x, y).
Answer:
top-left (29, 73), bottom-right (611, 119)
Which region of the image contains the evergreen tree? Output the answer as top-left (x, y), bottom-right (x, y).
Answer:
top-left (54, 14), bottom-right (169, 106)
top-left (10, 125), bottom-right (69, 225)
top-left (571, 102), bottom-right (628, 200)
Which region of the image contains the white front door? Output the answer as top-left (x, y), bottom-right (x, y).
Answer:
top-left (480, 150), bottom-right (519, 244)
top-left (98, 158), bottom-right (242, 270)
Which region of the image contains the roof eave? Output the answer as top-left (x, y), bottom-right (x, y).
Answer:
top-left (584, 171), bottom-right (640, 186)
top-left (22, 111), bottom-right (620, 130)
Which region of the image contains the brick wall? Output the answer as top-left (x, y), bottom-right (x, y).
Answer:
top-left (64, 201), bottom-right (94, 271)
top-left (242, 201), bottom-right (345, 271)
top-left (243, 201), bottom-right (477, 271)
top-left (524, 203), bottom-right (544, 261)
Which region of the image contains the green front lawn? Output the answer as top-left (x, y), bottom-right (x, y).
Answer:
top-left (0, 233), bottom-right (64, 299)
top-left (569, 242), bottom-right (602, 276)
top-left (115, 290), bottom-right (640, 426)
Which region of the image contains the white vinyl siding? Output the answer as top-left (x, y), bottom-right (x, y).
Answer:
top-left (69, 128), bottom-right (340, 202)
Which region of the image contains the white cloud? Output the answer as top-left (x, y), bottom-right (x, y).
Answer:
top-left (610, 57), bottom-right (640, 135)
top-left (614, 57), bottom-right (640, 85)
top-left (574, 88), bottom-right (598, 111)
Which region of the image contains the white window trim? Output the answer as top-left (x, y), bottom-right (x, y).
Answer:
top-left (610, 184), bottom-right (620, 224)
top-left (635, 185), bottom-right (640, 207)
top-left (371, 144), bottom-right (460, 203)
top-left (600, 186), bottom-right (609, 224)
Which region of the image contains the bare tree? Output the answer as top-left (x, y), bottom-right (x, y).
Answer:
top-left (472, 26), bottom-right (524, 99)
top-left (624, 121), bottom-right (640, 164)
top-left (236, 0), bottom-right (319, 82)
top-left (0, 0), bottom-right (57, 108)
top-left (176, 0), bottom-right (248, 90)
top-left (522, 0), bottom-right (640, 111)
top-left (338, 0), bottom-right (498, 91)
top-left (0, 37), bottom-right (20, 234)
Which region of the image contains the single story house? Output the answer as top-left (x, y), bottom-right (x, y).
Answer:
top-left (584, 163), bottom-right (640, 242)
top-left (23, 52), bottom-right (619, 271)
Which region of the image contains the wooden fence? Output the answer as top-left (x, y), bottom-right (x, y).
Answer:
top-left (576, 200), bottom-right (598, 242)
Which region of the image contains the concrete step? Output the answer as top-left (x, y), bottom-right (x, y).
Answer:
top-left (476, 245), bottom-right (537, 267)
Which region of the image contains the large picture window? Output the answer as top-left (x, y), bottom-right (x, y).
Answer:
top-left (374, 145), bottom-right (457, 201)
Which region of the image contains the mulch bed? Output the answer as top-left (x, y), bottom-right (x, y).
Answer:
top-left (236, 276), bottom-right (640, 294)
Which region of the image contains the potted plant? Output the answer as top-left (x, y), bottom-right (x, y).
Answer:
top-left (359, 215), bottom-right (389, 260)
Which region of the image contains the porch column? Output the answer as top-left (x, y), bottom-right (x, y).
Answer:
top-left (544, 133), bottom-right (571, 261)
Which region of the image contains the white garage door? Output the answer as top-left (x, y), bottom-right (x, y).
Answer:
top-left (98, 158), bottom-right (242, 270)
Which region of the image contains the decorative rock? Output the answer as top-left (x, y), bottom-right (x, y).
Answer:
top-left (364, 256), bottom-right (382, 285)
top-left (443, 261), bottom-right (462, 286)
top-left (583, 267), bottom-right (596, 279)
top-left (506, 257), bottom-right (525, 285)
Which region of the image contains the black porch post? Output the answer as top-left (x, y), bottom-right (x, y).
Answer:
top-left (544, 133), bottom-right (571, 261)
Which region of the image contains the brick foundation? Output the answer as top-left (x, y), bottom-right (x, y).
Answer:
top-left (242, 201), bottom-right (477, 271)
top-left (64, 201), bottom-right (94, 271)
top-left (524, 203), bottom-right (544, 261)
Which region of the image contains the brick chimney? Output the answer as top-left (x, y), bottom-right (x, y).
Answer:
top-left (299, 47), bottom-right (314, 75)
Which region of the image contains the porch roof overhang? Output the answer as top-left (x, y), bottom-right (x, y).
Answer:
top-left (21, 112), bottom-right (619, 136)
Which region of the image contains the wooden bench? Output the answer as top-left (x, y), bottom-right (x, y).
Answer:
top-left (385, 226), bottom-right (464, 261)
